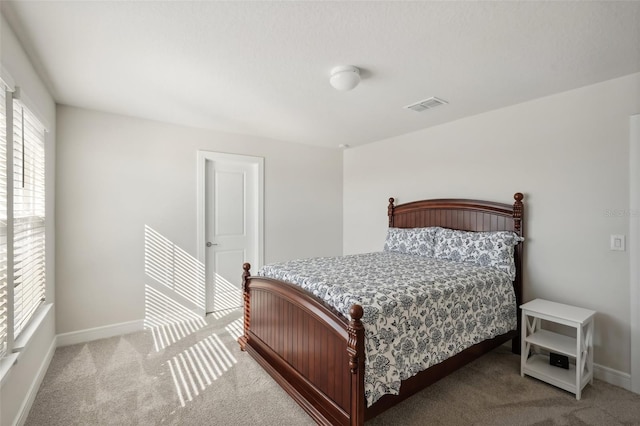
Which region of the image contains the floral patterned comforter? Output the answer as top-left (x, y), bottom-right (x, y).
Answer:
top-left (258, 251), bottom-right (517, 407)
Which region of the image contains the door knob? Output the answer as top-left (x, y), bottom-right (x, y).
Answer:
top-left (206, 242), bottom-right (218, 247)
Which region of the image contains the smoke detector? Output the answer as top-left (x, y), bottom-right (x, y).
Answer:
top-left (404, 97), bottom-right (448, 112)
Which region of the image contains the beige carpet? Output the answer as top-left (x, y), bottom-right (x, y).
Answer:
top-left (26, 310), bottom-right (640, 425)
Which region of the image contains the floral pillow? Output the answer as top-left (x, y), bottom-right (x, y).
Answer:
top-left (383, 227), bottom-right (440, 258)
top-left (433, 228), bottom-right (524, 280)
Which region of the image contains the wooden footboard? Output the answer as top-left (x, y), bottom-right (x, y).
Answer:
top-left (238, 263), bottom-right (366, 426)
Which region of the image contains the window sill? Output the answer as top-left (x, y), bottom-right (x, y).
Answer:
top-left (0, 352), bottom-right (19, 386)
top-left (0, 303), bottom-right (52, 385)
top-left (13, 303), bottom-right (53, 352)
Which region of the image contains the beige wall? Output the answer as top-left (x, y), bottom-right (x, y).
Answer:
top-left (344, 73), bottom-right (640, 374)
top-left (1, 12), bottom-right (57, 426)
top-left (55, 106), bottom-right (343, 334)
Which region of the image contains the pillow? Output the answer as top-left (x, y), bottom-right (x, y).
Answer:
top-left (384, 227), bottom-right (440, 258)
top-left (433, 228), bottom-right (524, 280)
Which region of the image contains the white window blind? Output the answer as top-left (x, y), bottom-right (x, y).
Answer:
top-left (0, 83), bottom-right (7, 357)
top-left (12, 101), bottom-right (45, 338)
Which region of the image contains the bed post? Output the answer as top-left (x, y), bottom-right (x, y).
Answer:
top-left (512, 193), bottom-right (524, 354)
top-left (388, 198), bottom-right (395, 227)
top-left (513, 193), bottom-right (523, 234)
top-left (347, 304), bottom-right (365, 426)
top-left (238, 262), bottom-right (251, 351)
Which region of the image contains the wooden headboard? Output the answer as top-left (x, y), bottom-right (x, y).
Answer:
top-left (387, 193), bottom-right (525, 345)
top-left (388, 193), bottom-right (523, 235)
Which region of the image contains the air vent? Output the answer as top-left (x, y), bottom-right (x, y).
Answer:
top-left (404, 97), bottom-right (448, 112)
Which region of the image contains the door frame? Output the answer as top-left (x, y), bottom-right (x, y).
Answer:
top-left (196, 151), bottom-right (264, 313)
top-left (630, 114), bottom-right (640, 394)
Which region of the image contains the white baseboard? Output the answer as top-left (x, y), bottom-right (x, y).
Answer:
top-left (15, 335), bottom-right (57, 426)
top-left (56, 319), bottom-right (144, 347)
top-left (594, 362), bottom-right (632, 391)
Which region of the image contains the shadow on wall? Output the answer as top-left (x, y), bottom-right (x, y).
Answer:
top-left (209, 273), bottom-right (242, 319)
top-left (143, 225), bottom-right (242, 408)
top-left (144, 225), bottom-right (206, 350)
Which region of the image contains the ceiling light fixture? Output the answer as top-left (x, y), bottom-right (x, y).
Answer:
top-left (329, 66), bottom-right (360, 91)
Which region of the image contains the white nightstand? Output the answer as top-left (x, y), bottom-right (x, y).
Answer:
top-left (520, 299), bottom-right (596, 400)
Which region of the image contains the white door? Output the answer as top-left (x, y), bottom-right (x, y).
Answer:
top-left (197, 152), bottom-right (263, 315)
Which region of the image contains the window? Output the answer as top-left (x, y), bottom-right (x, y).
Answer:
top-left (0, 82), bottom-right (7, 358)
top-left (12, 100), bottom-right (46, 338)
top-left (0, 81), bottom-right (47, 360)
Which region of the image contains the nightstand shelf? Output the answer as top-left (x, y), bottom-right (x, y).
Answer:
top-left (520, 299), bottom-right (596, 400)
top-left (526, 329), bottom-right (576, 357)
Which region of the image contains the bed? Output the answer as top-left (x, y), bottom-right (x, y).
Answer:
top-left (238, 193), bottom-right (524, 425)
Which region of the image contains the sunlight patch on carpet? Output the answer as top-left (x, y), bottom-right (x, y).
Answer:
top-left (224, 317), bottom-right (243, 340)
top-left (144, 285), bottom-right (207, 351)
top-left (167, 333), bottom-right (238, 407)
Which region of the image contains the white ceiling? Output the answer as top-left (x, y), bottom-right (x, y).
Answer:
top-left (2, 1), bottom-right (639, 148)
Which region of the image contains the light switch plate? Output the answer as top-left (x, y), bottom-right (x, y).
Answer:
top-left (610, 235), bottom-right (625, 251)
